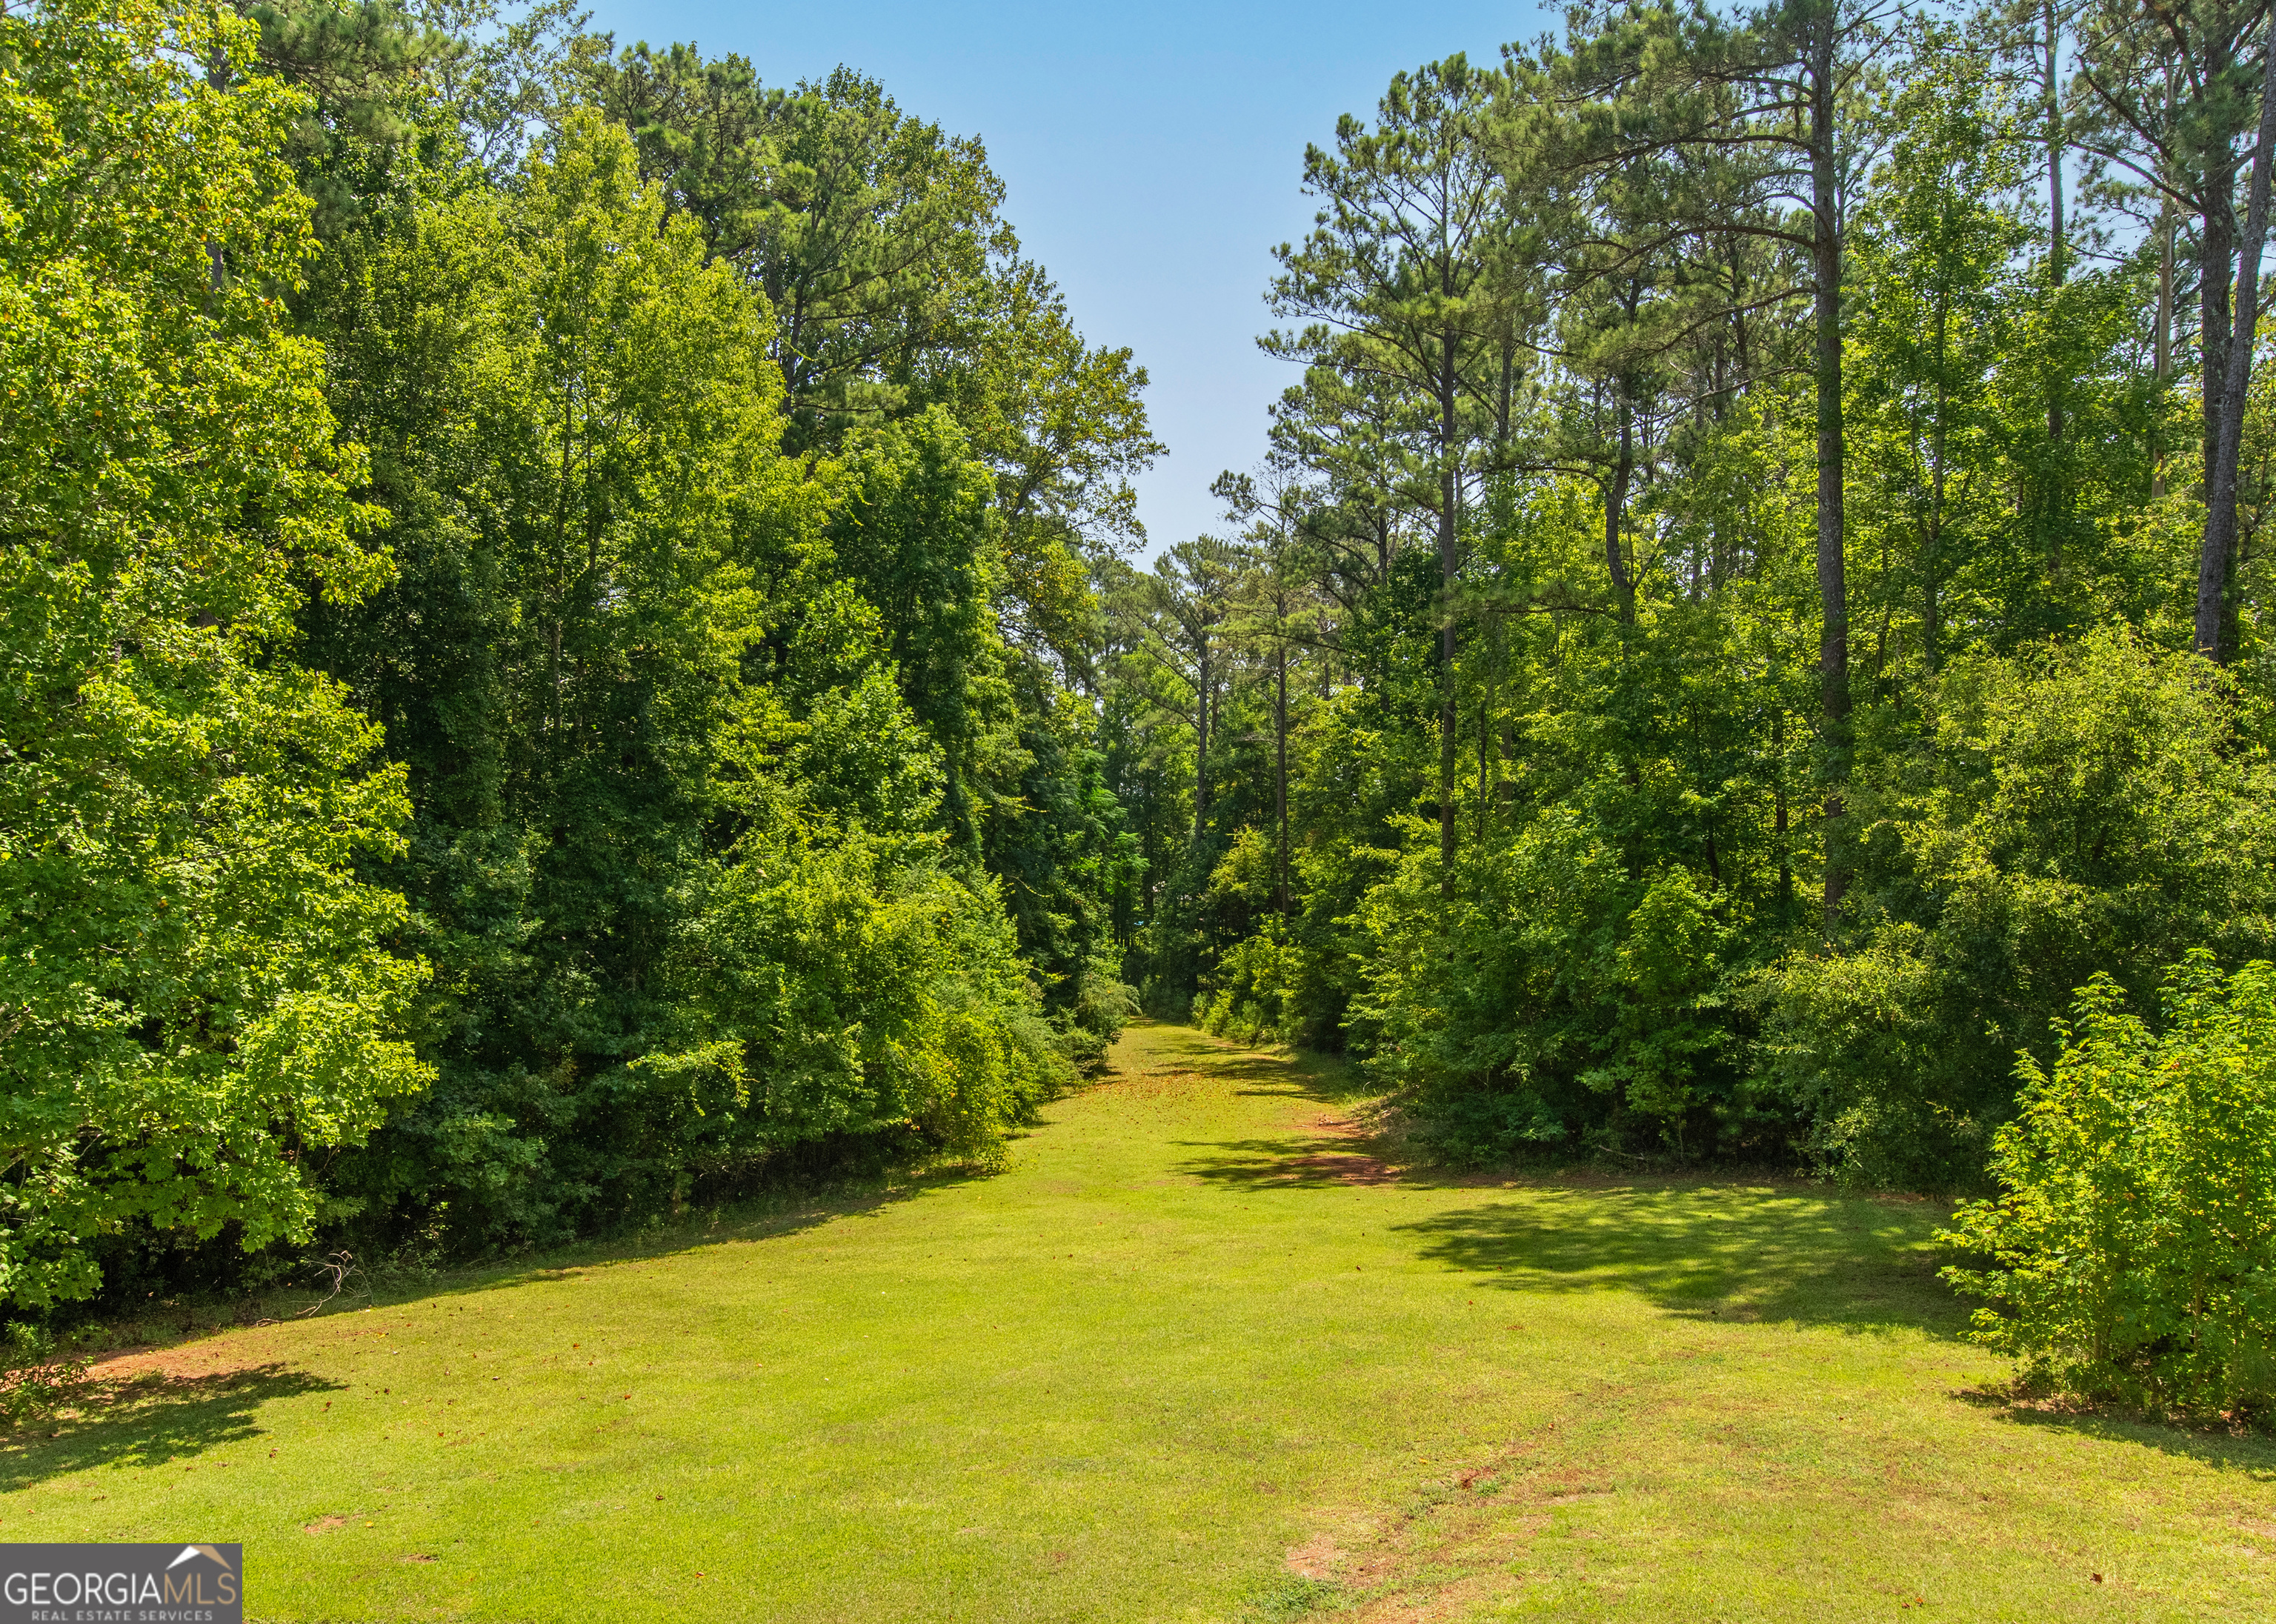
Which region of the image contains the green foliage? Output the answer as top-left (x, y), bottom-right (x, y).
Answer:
top-left (1763, 629), bottom-right (2276, 1188)
top-left (1349, 808), bottom-right (1743, 1162)
top-left (1119, 16), bottom-right (2276, 1229)
top-left (1942, 954), bottom-right (2276, 1421)
top-left (0, 0), bottom-right (1149, 1304)
top-left (656, 822), bottom-right (1070, 1171)
top-left (0, 1322), bottom-right (91, 1428)
top-left (0, 0), bottom-right (431, 1305)
top-left (287, 105), bottom-right (1118, 1254)
top-left (575, 46), bottom-right (1011, 449)
top-left (829, 408), bottom-right (1002, 848)
top-left (296, 108), bottom-right (818, 1248)
top-left (1240, 1574), bottom-right (1345, 1620)
top-left (27, 0), bottom-right (2276, 1352)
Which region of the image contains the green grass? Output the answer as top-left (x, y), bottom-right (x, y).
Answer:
top-left (7, 1022), bottom-right (2275, 1621)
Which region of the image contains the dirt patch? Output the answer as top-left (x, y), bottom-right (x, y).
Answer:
top-left (90, 1345), bottom-right (276, 1385)
top-left (1218, 1109), bottom-right (1405, 1185)
top-left (1274, 1432), bottom-right (1605, 1620)
top-left (302, 1516), bottom-right (350, 1534)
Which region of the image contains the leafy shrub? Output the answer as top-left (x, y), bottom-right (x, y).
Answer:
top-left (0, 1325), bottom-right (92, 1429)
top-left (1348, 808), bottom-right (1742, 1162)
top-left (1763, 628), bottom-right (2276, 1188)
top-left (650, 824), bottom-right (1075, 1173)
top-left (1940, 953), bottom-right (2276, 1422)
top-left (1197, 922), bottom-right (1300, 1048)
top-left (0, 0), bottom-right (431, 1306)
top-left (1057, 956), bottom-right (1139, 1074)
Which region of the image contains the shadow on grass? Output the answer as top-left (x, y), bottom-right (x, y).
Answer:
top-left (0, 1161), bottom-right (1001, 1496)
top-left (343, 1159), bottom-right (1004, 1311)
top-left (1389, 1190), bottom-right (1962, 1336)
top-left (1119, 1023), bottom-right (1374, 1105)
top-left (1157, 1028), bottom-right (1961, 1339)
top-left (1183, 1136), bottom-right (1960, 1336)
top-left (1951, 1386), bottom-right (2276, 1479)
top-left (0, 1363), bottom-right (343, 1492)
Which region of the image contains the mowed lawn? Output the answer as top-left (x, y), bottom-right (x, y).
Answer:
top-left (5, 1024), bottom-right (2273, 1622)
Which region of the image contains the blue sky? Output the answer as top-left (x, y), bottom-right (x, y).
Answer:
top-left (580, 0), bottom-right (1550, 554)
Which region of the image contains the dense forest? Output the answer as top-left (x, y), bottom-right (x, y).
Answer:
top-left (1, 0), bottom-right (1154, 1306)
top-left (5, 0), bottom-right (2276, 1411)
top-left (1122, 0), bottom-right (2276, 1203)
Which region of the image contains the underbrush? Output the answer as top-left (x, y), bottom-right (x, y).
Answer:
top-left (27, 1120), bottom-right (1073, 1360)
top-left (1941, 953), bottom-right (2276, 1428)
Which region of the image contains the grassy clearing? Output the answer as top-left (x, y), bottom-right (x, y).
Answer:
top-left (4, 1022), bottom-right (2272, 1621)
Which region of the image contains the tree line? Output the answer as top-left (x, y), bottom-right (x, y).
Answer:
top-left (1105, 0), bottom-right (2276, 1410)
top-left (1112, 0), bottom-right (2276, 1185)
top-left (1099, 0), bottom-right (2276, 1415)
top-left (7, 0), bottom-right (2275, 1415)
top-left (0, 0), bottom-right (1155, 1308)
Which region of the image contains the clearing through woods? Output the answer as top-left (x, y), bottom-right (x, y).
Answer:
top-left (4, 1022), bottom-right (2271, 1620)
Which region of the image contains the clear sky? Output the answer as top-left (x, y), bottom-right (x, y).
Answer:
top-left (579, 0), bottom-right (1551, 555)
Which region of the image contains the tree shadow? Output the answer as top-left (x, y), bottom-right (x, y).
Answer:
top-left (390, 1162), bottom-right (996, 1302)
top-left (1177, 1133), bottom-right (1414, 1188)
top-left (1389, 1186), bottom-right (1963, 1337)
top-left (1183, 1133), bottom-right (1958, 1335)
top-left (0, 1162), bottom-right (1001, 1492)
top-left (1114, 1023), bottom-right (1373, 1102)
top-left (1157, 1032), bottom-right (1962, 1338)
top-left (0, 1362), bottom-right (343, 1493)
top-left (1949, 1385), bottom-right (2276, 1478)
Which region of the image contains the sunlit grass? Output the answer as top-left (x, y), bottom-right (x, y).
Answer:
top-left (4, 1022), bottom-right (2270, 1621)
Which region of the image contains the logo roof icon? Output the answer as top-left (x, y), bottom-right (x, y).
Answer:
top-left (165, 1545), bottom-right (236, 1574)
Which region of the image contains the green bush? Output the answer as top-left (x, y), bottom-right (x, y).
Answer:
top-left (1057, 956), bottom-right (1139, 1075)
top-left (0, 0), bottom-right (431, 1306)
top-left (1763, 627), bottom-right (2276, 1189)
top-left (1940, 952), bottom-right (2276, 1422)
top-left (1345, 806), bottom-right (1743, 1162)
top-left (650, 822), bottom-right (1076, 1174)
top-left (1197, 920), bottom-right (1300, 1048)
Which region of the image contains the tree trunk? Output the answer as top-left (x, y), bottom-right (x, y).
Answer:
top-left (1924, 300), bottom-right (1950, 673)
top-left (2200, 34), bottom-right (2276, 665)
top-left (1774, 702), bottom-right (1793, 919)
top-left (2045, 0), bottom-right (2065, 287)
top-left (1194, 644), bottom-right (1212, 842)
top-left (1477, 616), bottom-right (1497, 845)
top-left (2201, 121), bottom-right (2240, 506)
top-left (1438, 337), bottom-right (1460, 876)
top-left (1274, 645), bottom-right (1291, 916)
top-left (1605, 390), bottom-right (1637, 625)
top-left (1809, 38), bottom-right (1849, 923)
top-left (2156, 167), bottom-right (2174, 497)
top-left (2158, 209), bottom-right (2174, 384)
top-left (2157, 55), bottom-right (2175, 407)
top-left (2044, 0), bottom-right (2066, 442)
